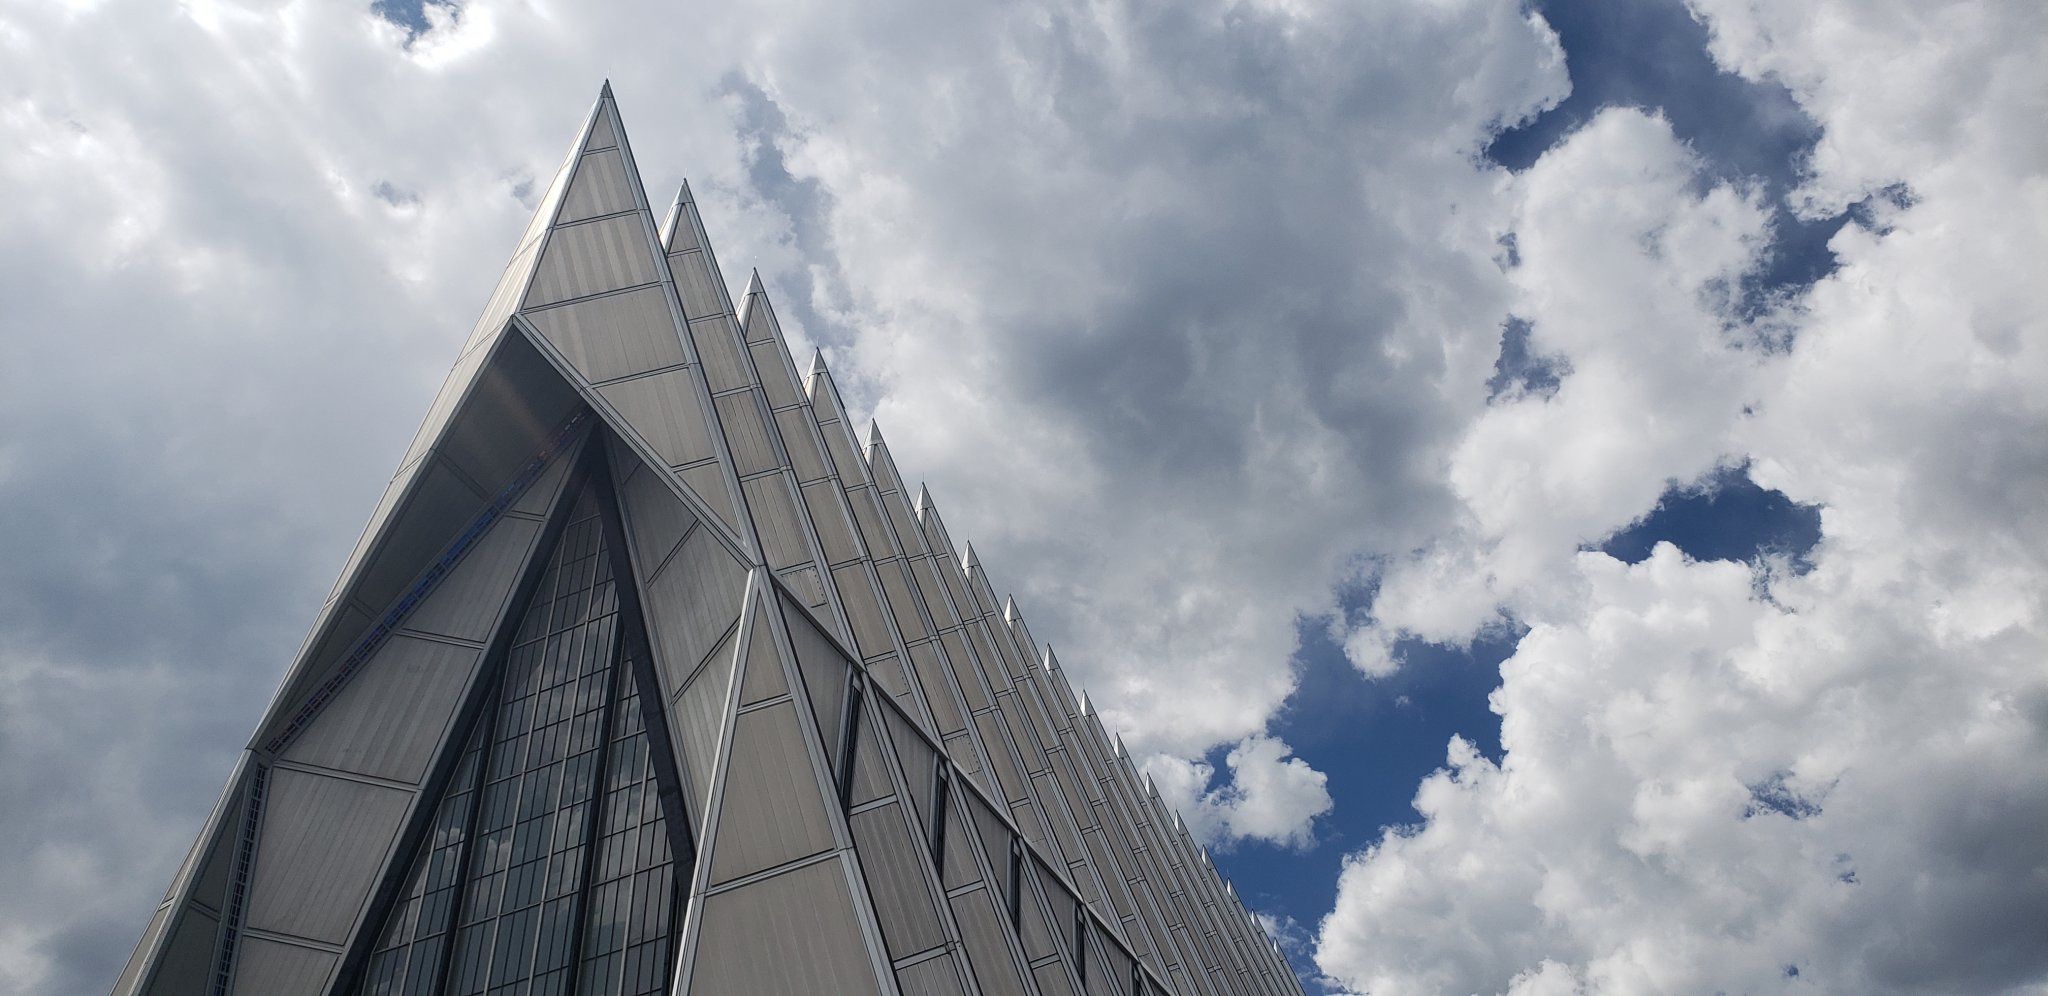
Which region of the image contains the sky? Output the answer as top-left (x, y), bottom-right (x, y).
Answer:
top-left (0, 0), bottom-right (2043, 994)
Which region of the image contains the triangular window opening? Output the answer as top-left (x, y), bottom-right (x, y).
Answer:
top-left (356, 473), bottom-right (686, 996)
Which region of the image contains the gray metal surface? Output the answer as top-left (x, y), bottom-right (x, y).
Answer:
top-left (939, 802), bottom-right (982, 890)
top-left (677, 461), bottom-right (742, 536)
top-left (636, 513), bottom-right (746, 694)
top-left (582, 104), bottom-right (618, 151)
top-left (523, 285), bottom-right (685, 383)
top-left (894, 952), bottom-right (971, 996)
top-left (349, 460), bottom-right (491, 636)
top-left (279, 636), bottom-right (480, 785)
top-left (108, 905), bottom-right (170, 996)
top-left (1033, 961), bottom-right (1079, 996)
top-left (143, 906), bottom-right (219, 996)
top-left (847, 804), bottom-right (946, 958)
top-left (712, 391), bottom-right (780, 475)
top-left (667, 251), bottom-right (729, 327)
top-left (778, 409), bottom-right (833, 482)
top-left (847, 712), bottom-right (894, 809)
top-left (831, 563), bottom-right (895, 659)
top-left (751, 339), bottom-right (802, 408)
top-left (736, 598), bottom-right (790, 706)
top-left (800, 479), bottom-right (863, 563)
top-left (243, 768), bottom-right (411, 945)
top-left (672, 624), bottom-right (738, 826)
top-left (398, 516), bottom-right (541, 643)
top-left (687, 858), bottom-right (886, 996)
top-left (521, 214), bottom-right (662, 309)
top-left (906, 642), bottom-right (966, 734)
top-left (683, 312), bottom-right (750, 393)
top-left (556, 147), bottom-right (636, 223)
top-left (948, 888), bottom-right (1033, 996)
top-left (741, 475), bottom-right (813, 569)
top-left (616, 457), bottom-right (700, 573)
top-left (230, 936), bottom-right (336, 995)
top-left (781, 600), bottom-right (850, 759)
top-left (595, 369), bottom-right (718, 466)
top-left (704, 700), bottom-right (836, 885)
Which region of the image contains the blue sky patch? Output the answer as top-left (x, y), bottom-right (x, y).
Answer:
top-left (371, 0), bottom-right (455, 40)
top-left (1212, 612), bottom-right (1517, 989)
top-left (1487, 316), bottom-right (1568, 402)
top-left (1600, 463), bottom-right (1822, 569)
top-left (1489, 0), bottom-right (1846, 308)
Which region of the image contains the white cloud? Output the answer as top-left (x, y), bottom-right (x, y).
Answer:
top-left (748, 0), bottom-right (1571, 753)
top-left (1145, 735), bottom-right (1334, 851)
top-left (1344, 105), bottom-right (1780, 678)
top-left (1313, 0), bottom-right (2048, 990)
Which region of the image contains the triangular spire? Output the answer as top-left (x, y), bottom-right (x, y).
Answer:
top-left (659, 184), bottom-right (863, 645)
top-left (120, 92), bottom-right (1311, 996)
top-left (259, 88), bottom-right (626, 733)
top-left (673, 571), bottom-right (898, 994)
top-left (505, 88), bottom-right (756, 566)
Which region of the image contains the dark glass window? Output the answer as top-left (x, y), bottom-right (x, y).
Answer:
top-left (359, 727), bottom-right (486, 996)
top-left (358, 481), bottom-right (684, 996)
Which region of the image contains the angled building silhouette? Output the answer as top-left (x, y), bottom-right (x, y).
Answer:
top-left (112, 85), bottom-right (1304, 996)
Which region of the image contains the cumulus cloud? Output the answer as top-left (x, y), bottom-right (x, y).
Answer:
top-left (1313, 0), bottom-right (2048, 991)
top-left (747, 0), bottom-right (1571, 754)
top-left (1145, 736), bottom-right (1334, 851)
top-left (1347, 103), bottom-right (1777, 675)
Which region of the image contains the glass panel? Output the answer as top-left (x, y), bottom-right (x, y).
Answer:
top-left (576, 661), bottom-right (679, 996)
top-left (450, 498), bottom-right (618, 996)
top-left (356, 480), bottom-right (684, 996)
top-left (360, 727), bottom-right (485, 996)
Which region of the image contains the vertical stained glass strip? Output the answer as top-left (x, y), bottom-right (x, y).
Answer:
top-left (356, 481), bottom-right (685, 996)
top-left (361, 720), bottom-right (486, 996)
top-left (575, 660), bottom-right (678, 996)
top-left (447, 493), bottom-right (620, 996)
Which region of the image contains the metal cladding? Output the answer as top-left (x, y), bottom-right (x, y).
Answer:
top-left (113, 85), bottom-right (1304, 996)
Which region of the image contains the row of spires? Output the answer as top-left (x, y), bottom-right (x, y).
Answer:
top-left (689, 78), bottom-right (1291, 983)
top-left (623, 91), bottom-right (1288, 978)
top-left (115, 80), bottom-right (1299, 996)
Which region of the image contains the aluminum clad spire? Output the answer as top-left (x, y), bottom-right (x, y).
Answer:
top-left (113, 87), bottom-right (1305, 996)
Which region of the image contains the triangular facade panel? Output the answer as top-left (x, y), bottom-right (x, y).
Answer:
top-left (115, 86), bottom-right (1305, 996)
